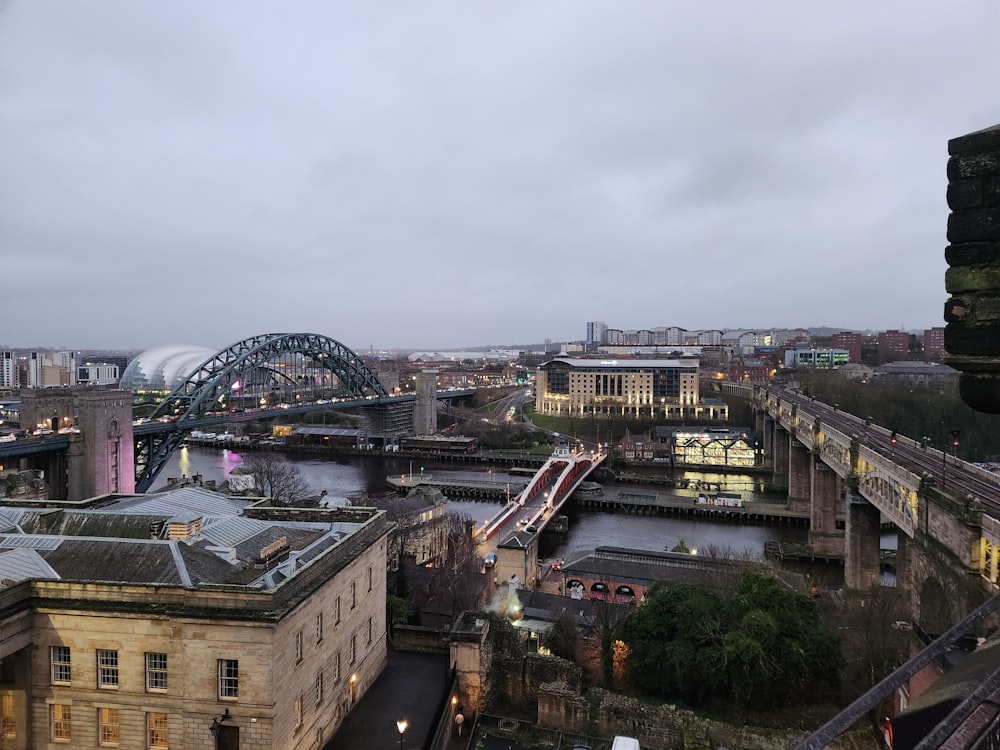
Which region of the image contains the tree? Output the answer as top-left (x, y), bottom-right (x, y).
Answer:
top-left (239, 452), bottom-right (311, 505)
top-left (621, 572), bottom-right (842, 711)
top-left (543, 611), bottom-right (579, 661)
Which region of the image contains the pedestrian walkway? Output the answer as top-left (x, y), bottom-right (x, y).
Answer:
top-left (324, 645), bottom-right (450, 750)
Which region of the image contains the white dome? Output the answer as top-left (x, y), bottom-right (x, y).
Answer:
top-left (120, 345), bottom-right (217, 392)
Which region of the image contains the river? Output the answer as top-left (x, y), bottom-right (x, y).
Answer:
top-left (155, 445), bottom-right (819, 563)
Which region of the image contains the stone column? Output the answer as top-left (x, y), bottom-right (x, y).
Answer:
top-left (845, 493), bottom-right (882, 589)
top-left (808, 460), bottom-right (844, 556)
top-left (412, 370), bottom-right (438, 436)
top-left (787, 442), bottom-right (810, 509)
top-left (771, 426), bottom-right (789, 490)
top-left (944, 123), bottom-right (1000, 412)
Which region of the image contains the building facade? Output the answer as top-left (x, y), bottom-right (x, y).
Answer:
top-left (830, 332), bottom-right (864, 364)
top-left (534, 358), bottom-right (726, 421)
top-left (0, 489), bottom-right (390, 750)
top-left (878, 330), bottom-right (911, 363)
top-left (923, 327), bottom-right (947, 362)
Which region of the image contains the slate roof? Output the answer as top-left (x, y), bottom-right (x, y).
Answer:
top-left (0, 535), bottom-right (240, 586)
top-left (560, 545), bottom-right (747, 589)
top-left (0, 485), bottom-right (371, 590)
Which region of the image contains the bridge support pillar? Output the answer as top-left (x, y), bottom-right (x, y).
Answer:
top-left (787, 442), bottom-right (810, 510)
top-left (808, 460), bottom-right (844, 557)
top-left (413, 370), bottom-right (438, 436)
top-left (845, 494), bottom-right (882, 589)
top-left (771, 426), bottom-right (789, 490)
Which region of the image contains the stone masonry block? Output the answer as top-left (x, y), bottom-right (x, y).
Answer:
top-left (947, 150), bottom-right (1000, 180)
top-left (947, 207), bottom-right (1000, 243)
top-left (948, 179), bottom-right (984, 210)
top-left (945, 241), bottom-right (1000, 267)
top-left (949, 123), bottom-right (1000, 155)
top-left (944, 294), bottom-right (1000, 324)
top-left (945, 323), bottom-right (1000, 357)
top-left (945, 265), bottom-right (1000, 294)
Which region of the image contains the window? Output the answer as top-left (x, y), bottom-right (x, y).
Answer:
top-left (98, 707), bottom-right (120, 746)
top-left (315, 671), bottom-right (324, 705)
top-left (367, 617), bottom-right (372, 645)
top-left (97, 650), bottom-right (119, 688)
top-left (351, 581), bottom-right (357, 609)
top-left (294, 696), bottom-right (302, 728)
top-left (147, 712), bottom-right (168, 749)
top-left (50, 646), bottom-right (71, 684)
top-left (316, 612), bottom-right (323, 643)
top-left (335, 651), bottom-right (341, 682)
top-left (218, 659), bottom-right (239, 699)
top-left (50, 704), bottom-right (71, 742)
top-left (294, 632), bottom-right (302, 664)
top-left (145, 652), bottom-right (167, 691)
top-left (335, 596), bottom-right (341, 624)
top-left (350, 634), bottom-right (356, 664)
top-left (1, 694), bottom-right (15, 738)
top-left (368, 566), bottom-right (372, 592)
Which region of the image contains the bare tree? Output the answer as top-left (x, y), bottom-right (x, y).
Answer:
top-left (239, 453), bottom-right (311, 505)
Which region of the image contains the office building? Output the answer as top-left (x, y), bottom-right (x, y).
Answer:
top-left (534, 357), bottom-right (727, 421)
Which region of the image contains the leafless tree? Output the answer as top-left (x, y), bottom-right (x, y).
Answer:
top-left (239, 453), bottom-right (311, 505)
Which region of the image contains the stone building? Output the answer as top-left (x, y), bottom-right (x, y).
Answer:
top-left (0, 486), bottom-right (390, 750)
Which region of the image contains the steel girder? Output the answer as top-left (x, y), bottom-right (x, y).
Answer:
top-left (134, 333), bottom-right (388, 492)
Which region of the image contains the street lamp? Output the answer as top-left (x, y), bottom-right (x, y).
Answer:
top-left (396, 719), bottom-right (408, 749)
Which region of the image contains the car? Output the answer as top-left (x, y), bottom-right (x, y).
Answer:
top-left (552, 559), bottom-right (563, 571)
top-left (484, 552), bottom-right (497, 568)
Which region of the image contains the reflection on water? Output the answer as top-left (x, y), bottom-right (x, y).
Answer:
top-left (158, 447), bottom-right (813, 561)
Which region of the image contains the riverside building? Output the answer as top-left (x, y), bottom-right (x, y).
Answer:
top-left (534, 357), bottom-right (727, 421)
top-left (0, 487), bottom-right (390, 750)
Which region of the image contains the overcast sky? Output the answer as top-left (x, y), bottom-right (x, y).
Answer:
top-left (2, 2), bottom-right (998, 353)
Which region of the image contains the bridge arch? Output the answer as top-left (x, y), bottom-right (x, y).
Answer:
top-left (135, 333), bottom-right (389, 492)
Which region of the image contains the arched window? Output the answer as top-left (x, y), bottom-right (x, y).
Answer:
top-left (615, 585), bottom-right (635, 601)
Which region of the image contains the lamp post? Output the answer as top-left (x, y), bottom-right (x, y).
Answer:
top-left (396, 719), bottom-right (407, 750)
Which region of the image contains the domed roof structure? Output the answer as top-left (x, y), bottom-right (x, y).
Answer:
top-left (120, 345), bottom-right (217, 392)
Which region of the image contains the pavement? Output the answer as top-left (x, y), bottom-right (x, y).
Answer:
top-left (323, 645), bottom-right (451, 750)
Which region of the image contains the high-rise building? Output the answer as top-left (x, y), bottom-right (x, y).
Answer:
top-left (585, 321), bottom-right (607, 351)
top-left (877, 330), bottom-right (911, 363)
top-left (0, 351), bottom-right (14, 388)
top-left (923, 327), bottom-right (947, 362)
top-left (831, 332), bottom-right (864, 363)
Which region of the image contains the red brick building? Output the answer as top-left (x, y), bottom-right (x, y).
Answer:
top-left (831, 331), bottom-right (864, 363)
top-left (923, 327), bottom-right (946, 362)
top-left (878, 330), bottom-right (910, 363)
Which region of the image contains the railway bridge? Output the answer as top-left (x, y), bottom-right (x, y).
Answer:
top-left (733, 382), bottom-right (1000, 635)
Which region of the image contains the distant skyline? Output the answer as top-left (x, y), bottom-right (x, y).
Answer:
top-left (3, 2), bottom-right (999, 352)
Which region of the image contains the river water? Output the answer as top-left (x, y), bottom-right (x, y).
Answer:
top-left (156, 446), bottom-right (814, 564)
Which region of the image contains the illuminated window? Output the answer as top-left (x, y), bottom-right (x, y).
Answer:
top-left (1, 694), bottom-right (15, 738)
top-left (145, 652), bottom-right (167, 691)
top-left (295, 632), bottom-right (302, 663)
top-left (98, 707), bottom-right (120, 746)
top-left (294, 696), bottom-right (302, 728)
top-left (50, 646), bottom-right (71, 684)
top-left (97, 650), bottom-right (119, 688)
top-left (147, 712), bottom-right (168, 748)
top-left (50, 704), bottom-right (71, 742)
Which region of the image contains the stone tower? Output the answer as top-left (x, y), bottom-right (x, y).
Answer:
top-left (412, 370), bottom-right (438, 436)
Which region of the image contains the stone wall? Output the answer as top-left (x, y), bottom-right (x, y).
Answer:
top-left (537, 684), bottom-right (808, 750)
top-left (392, 624), bottom-right (450, 653)
top-left (944, 122), bottom-right (1000, 412)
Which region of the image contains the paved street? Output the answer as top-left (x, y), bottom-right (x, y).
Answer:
top-left (324, 646), bottom-right (450, 750)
